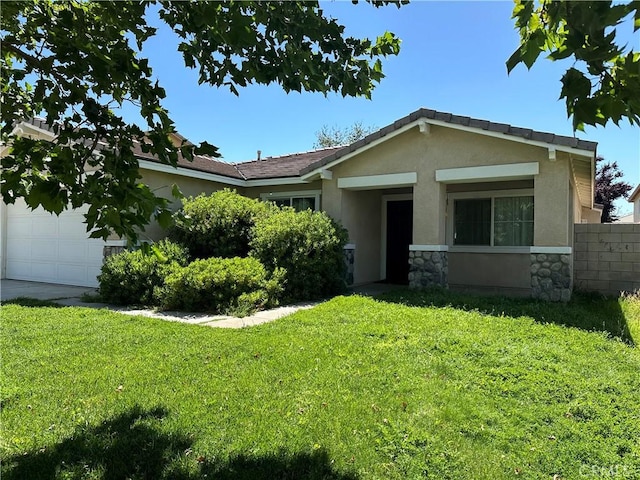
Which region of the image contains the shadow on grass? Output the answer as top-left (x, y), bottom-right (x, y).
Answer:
top-left (376, 288), bottom-right (635, 345)
top-left (1, 297), bottom-right (68, 308)
top-left (3, 405), bottom-right (357, 480)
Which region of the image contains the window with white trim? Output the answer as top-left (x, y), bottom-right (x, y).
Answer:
top-left (451, 191), bottom-right (534, 247)
top-left (260, 191), bottom-right (321, 212)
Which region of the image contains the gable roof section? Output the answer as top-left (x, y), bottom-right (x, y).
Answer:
top-left (300, 108), bottom-right (598, 177)
top-left (629, 184), bottom-right (640, 202)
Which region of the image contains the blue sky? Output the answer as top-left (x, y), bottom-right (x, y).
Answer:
top-left (124, 1), bottom-right (639, 213)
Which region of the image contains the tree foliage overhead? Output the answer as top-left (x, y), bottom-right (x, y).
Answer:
top-left (595, 156), bottom-right (633, 223)
top-left (1, 0), bottom-right (403, 242)
top-left (508, 0), bottom-right (640, 131)
top-left (313, 121), bottom-right (377, 148)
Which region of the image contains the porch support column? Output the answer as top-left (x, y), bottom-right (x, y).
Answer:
top-left (410, 177), bottom-right (448, 288)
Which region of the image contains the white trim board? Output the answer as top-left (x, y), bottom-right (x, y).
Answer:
top-left (138, 159), bottom-right (245, 187)
top-left (338, 172), bottom-right (417, 190)
top-left (409, 245), bottom-right (448, 251)
top-left (436, 162), bottom-right (539, 184)
top-left (447, 246), bottom-right (572, 254)
top-left (139, 160), bottom-right (311, 188)
top-left (530, 246), bottom-right (572, 254)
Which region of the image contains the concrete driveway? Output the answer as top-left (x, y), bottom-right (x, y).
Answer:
top-left (1, 279), bottom-right (97, 302)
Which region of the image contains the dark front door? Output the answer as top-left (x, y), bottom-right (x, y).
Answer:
top-left (386, 200), bottom-right (413, 284)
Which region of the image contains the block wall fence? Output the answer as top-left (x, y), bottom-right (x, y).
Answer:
top-left (574, 223), bottom-right (640, 296)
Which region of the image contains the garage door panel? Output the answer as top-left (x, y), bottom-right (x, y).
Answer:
top-left (58, 241), bottom-right (88, 262)
top-left (32, 239), bottom-right (59, 261)
top-left (29, 262), bottom-right (58, 281)
top-left (88, 265), bottom-right (102, 280)
top-left (87, 243), bottom-right (106, 266)
top-left (34, 216), bottom-right (59, 237)
top-left (5, 201), bottom-right (106, 287)
top-left (8, 217), bottom-right (31, 238)
top-left (6, 260), bottom-right (33, 279)
top-left (58, 264), bottom-right (88, 284)
top-left (7, 239), bottom-right (32, 260)
top-left (59, 217), bottom-right (89, 237)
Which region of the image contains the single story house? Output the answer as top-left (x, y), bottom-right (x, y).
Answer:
top-left (1, 108), bottom-right (600, 301)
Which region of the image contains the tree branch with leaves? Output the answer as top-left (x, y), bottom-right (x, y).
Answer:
top-left (507, 0), bottom-right (640, 131)
top-left (1, 0), bottom-right (403, 243)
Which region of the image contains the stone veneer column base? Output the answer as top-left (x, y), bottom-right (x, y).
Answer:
top-left (530, 251), bottom-right (572, 302)
top-left (408, 246), bottom-right (448, 288)
top-left (343, 244), bottom-right (355, 286)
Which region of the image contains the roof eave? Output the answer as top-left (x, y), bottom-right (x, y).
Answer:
top-left (301, 114), bottom-right (597, 180)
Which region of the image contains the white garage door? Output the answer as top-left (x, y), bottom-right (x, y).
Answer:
top-left (5, 199), bottom-right (105, 287)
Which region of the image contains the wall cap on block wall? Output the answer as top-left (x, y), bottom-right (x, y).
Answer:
top-left (344, 244), bottom-right (356, 250)
top-left (530, 246), bottom-right (572, 254)
top-left (409, 244), bottom-right (448, 251)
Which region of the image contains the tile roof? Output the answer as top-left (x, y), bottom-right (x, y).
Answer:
top-left (235, 146), bottom-right (344, 179)
top-left (16, 108), bottom-right (598, 183)
top-left (131, 142), bottom-right (244, 179)
top-left (300, 108), bottom-right (598, 176)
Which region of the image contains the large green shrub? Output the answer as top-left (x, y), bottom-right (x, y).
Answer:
top-left (98, 239), bottom-right (190, 305)
top-left (169, 189), bottom-right (271, 259)
top-left (250, 208), bottom-right (348, 302)
top-left (155, 257), bottom-right (285, 315)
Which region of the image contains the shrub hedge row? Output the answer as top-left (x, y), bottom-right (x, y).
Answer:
top-left (97, 239), bottom-right (190, 305)
top-left (99, 189), bottom-right (348, 314)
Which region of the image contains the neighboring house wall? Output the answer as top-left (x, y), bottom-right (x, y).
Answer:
top-left (581, 207), bottom-right (602, 223)
top-left (635, 198), bottom-right (640, 223)
top-left (574, 223), bottom-right (640, 295)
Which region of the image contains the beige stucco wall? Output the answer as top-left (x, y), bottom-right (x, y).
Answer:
top-left (534, 158), bottom-right (572, 245)
top-left (341, 190), bottom-right (383, 284)
top-left (322, 123), bottom-right (586, 285)
top-left (138, 168), bottom-right (231, 241)
top-left (449, 252), bottom-right (531, 291)
top-left (325, 124), bottom-right (577, 249)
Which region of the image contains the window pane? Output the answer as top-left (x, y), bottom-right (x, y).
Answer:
top-left (274, 199), bottom-right (290, 208)
top-left (292, 197), bottom-right (315, 211)
top-left (454, 198), bottom-right (491, 245)
top-left (494, 196), bottom-right (534, 246)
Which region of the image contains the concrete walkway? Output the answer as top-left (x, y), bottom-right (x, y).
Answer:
top-left (1, 279), bottom-right (401, 329)
top-left (1, 279), bottom-right (315, 328)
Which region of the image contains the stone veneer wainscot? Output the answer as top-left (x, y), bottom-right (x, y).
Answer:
top-left (343, 244), bottom-right (355, 286)
top-left (408, 246), bottom-right (448, 288)
top-left (530, 251), bottom-right (572, 302)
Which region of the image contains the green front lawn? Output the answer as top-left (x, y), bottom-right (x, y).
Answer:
top-left (2, 292), bottom-right (639, 479)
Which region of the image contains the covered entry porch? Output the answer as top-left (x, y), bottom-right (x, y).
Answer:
top-left (325, 172), bottom-right (418, 286)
